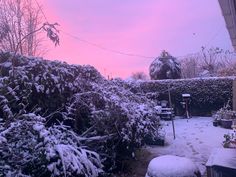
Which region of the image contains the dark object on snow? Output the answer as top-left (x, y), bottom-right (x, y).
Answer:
top-left (218, 119), bottom-right (222, 126)
top-left (145, 136), bottom-right (165, 146)
top-left (149, 51), bottom-right (181, 80)
top-left (221, 119), bottom-right (233, 129)
top-left (213, 120), bottom-right (218, 127)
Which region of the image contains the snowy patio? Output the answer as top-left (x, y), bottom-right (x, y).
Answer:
top-left (147, 117), bottom-right (234, 175)
top-left (128, 117), bottom-right (233, 176)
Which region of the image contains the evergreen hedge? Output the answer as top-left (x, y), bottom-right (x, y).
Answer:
top-left (126, 77), bottom-right (234, 116)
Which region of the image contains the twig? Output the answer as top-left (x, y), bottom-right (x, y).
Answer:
top-left (81, 122), bottom-right (98, 137)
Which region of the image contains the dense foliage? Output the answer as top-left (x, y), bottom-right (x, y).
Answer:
top-left (126, 77), bottom-right (234, 116)
top-left (0, 114), bottom-right (102, 177)
top-left (0, 52), bottom-right (160, 176)
top-left (213, 103), bottom-right (236, 121)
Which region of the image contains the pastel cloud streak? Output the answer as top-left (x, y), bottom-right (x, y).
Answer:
top-left (41, 0), bottom-right (232, 78)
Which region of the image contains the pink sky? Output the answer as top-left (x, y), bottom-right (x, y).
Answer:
top-left (40, 0), bottom-right (233, 79)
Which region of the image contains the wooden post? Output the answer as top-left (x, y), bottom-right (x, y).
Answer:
top-left (168, 84), bottom-right (176, 139)
top-left (233, 79), bottom-right (236, 111)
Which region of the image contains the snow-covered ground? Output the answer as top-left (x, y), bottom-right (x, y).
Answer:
top-left (146, 117), bottom-right (233, 175)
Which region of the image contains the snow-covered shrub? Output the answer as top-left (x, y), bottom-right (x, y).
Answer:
top-left (0, 52), bottom-right (104, 124)
top-left (126, 77), bottom-right (234, 116)
top-left (67, 78), bottom-right (161, 171)
top-left (149, 51), bottom-right (181, 80)
top-left (213, 104), bottom-right (236, 121)
top-left (222, 133), bottom-right (236, 148)
top-left (0, 113), bottom-right (103, 177)
top-left (0, 52), bottom-right (161, 174)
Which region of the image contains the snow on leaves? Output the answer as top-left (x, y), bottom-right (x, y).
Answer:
top-left (0, 52), bottom-right (161, 176)
top-left (0, 113), bottom-right (103, 177)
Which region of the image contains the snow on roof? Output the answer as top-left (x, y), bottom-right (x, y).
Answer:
top-left (182, 94), bottom-right (191, 97)
top-left (206, 148), bottom-right (236, 169)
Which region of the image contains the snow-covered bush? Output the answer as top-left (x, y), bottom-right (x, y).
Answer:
top-left (0, 113), bottom-right (103, 177)
top-left (0, 52), bottom-right (161, 174)
top-left (67, 78), bottom-right (161, 171)
top-left (0, 51), bottom-right (104, 124)
top-left (223, 132), bottom-right (236, 148)
top-left (149, 51), bottom-right (181, 80)
top-left (213, 104), bottom-right (236, 121)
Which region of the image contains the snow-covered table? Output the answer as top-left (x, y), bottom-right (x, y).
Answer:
top-left (206, 148), bottom-right (236, 177)
top-left (145, 155), bottom-right (200, 177)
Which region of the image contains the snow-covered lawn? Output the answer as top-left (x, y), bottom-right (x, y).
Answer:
top-left (146, 117), bottom-right (233, 175)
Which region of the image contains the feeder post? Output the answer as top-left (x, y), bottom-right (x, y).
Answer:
top-left (168, 84), bottom-right (176, 139)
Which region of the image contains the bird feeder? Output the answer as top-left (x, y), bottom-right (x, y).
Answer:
top-left (181, 93), bottom-right (191, 119)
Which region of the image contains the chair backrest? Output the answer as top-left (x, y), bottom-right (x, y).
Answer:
top-left (161, 100), bottom-right (168, 108)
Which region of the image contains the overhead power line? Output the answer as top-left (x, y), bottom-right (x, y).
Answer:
top-left (61, 31), bottom-right (156, 59)
top-left (62, 30), bottom-right (204, 59)
top-left (33, 0), bottom-right (48, 22)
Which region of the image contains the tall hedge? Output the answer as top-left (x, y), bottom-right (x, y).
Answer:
top-left (126, 77), bottom-right (234, 116)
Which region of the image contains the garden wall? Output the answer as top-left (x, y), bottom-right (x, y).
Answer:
top-left (126, 77), bottom-right (235, 116)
